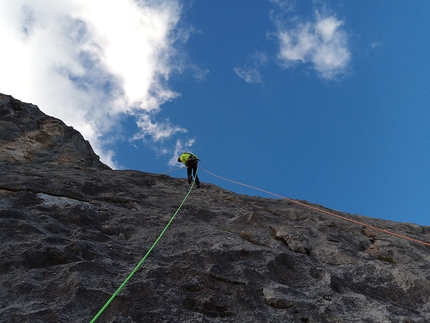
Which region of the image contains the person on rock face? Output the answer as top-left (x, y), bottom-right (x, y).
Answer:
top-left (177, 152), bottom-right (200, 188)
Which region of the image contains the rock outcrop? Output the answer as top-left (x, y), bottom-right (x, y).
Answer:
top-left (1, 93), bottom-right (430, 323)
top-left (0, 94), bottom-right (108, 169)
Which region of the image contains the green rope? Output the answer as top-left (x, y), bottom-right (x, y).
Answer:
top-left (89, 171), bottom-right (198, 323)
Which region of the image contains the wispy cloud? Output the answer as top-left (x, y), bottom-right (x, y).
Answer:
top-left (269, 0), bottom-right (296, 12)
top-left (273, 7), bottom-right (351, 79)
top-left (234, 52), bottom-right (268, 84)
top-left (191, 65), bottom-right (210, 81)
top-left (234, 66), bottom-right (263, 84)
top-left (169, 138), bottom-right (195, 166)
top-left (0, 0), bottom-right (192, 168)
top-left (133, 115), bottom-right (187, 142)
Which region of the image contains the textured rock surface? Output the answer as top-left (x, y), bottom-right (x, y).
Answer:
top-left (0, 94), bottom-right (108, 169)
top-left (1, 94), bottom-right (430, 323)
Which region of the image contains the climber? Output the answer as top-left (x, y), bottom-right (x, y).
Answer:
top-left (177, 152), bottom-right (201, 188)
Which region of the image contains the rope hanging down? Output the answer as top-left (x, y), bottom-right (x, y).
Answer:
top-left (201, 168), bottom-right (430, 248)
top-left (89, 172), bottom-right (198, 323)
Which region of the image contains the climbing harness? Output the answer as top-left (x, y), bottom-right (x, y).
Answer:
top-left (201, 168), bottom-right (430, 248)
top-left (89, 172), bottom-right (198, 323)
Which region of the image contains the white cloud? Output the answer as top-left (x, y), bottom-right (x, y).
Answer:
top-left (234, 52), bottom-right (267, 84)
top-left (191, 65), bottom-right (210, 81)
top-left (132, 115), bottom-right (187, 142)
top-left (169, 138), bottom-right (195, 166)
top-left (0, 0), bottom-right (189, 168)
top-left (274, 10), bottom-right (351, 79)
top-left (234, 67), bottom-right (263, 84)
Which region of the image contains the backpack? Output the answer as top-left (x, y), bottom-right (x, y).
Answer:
top-left (185, 153), bottom-right (198, 167)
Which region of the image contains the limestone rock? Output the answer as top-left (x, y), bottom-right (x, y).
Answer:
top-left (0, 94), bottom-right (109, 169)
top-left (1, 94), bottom-right (430, 323)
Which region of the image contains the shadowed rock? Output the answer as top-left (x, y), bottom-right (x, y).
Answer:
top-left (1, 93), bottom-right (430, 323)
top-left (0, 94), bottom-right (109, 169)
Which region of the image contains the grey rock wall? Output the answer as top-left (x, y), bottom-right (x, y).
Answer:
top-left (0, 94), bottom-right (109, 169)
top-left (1, 94), bottom-right (430, 323)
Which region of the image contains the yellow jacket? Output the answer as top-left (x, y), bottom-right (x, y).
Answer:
top-left (178, 152), bottom-right (198, 166)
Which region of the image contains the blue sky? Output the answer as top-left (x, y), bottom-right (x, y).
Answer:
top-left (1, 1), bottom-right (430, 225)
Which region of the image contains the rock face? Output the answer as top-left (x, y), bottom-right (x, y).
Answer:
top-left (0, 94), bottom-right (108, 169)
top-left (1, 94), bottom-right (430, 323)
